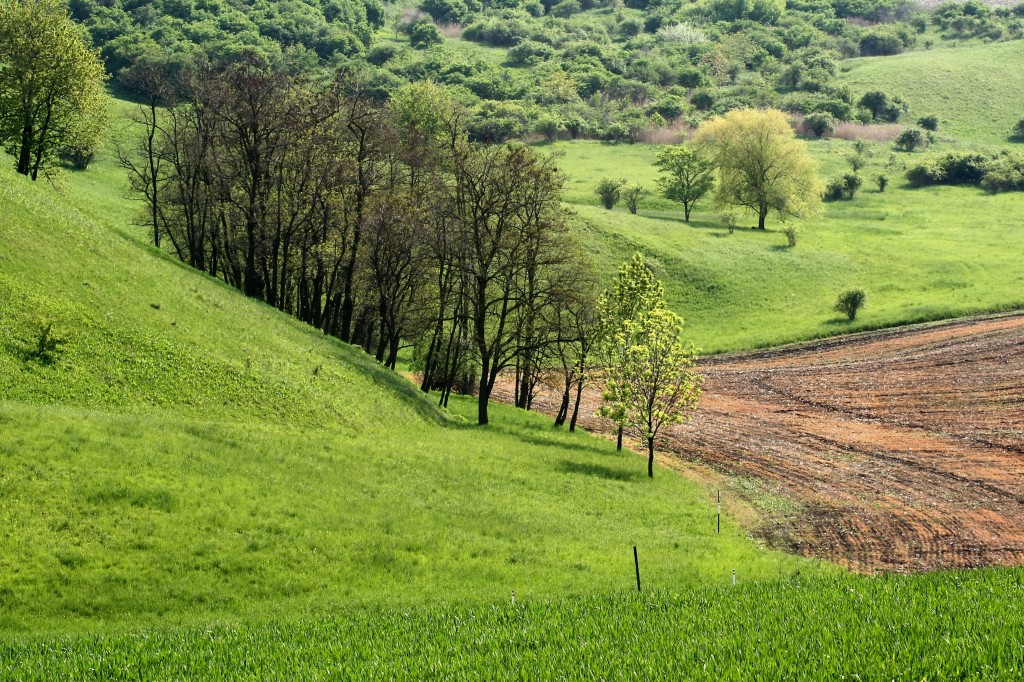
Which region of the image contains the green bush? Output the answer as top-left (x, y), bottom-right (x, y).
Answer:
top-left (596, 177), bottom-right (626, 209)
top-left (834, 289), bottom-right (866, 321)
top-left (804, 111), bottom-right (836, 138)
top-left (917, 114), bottom-right (939, 131)
top-left (894, 127), bottom-right (926, 152)
top-left (1011, 118), bottom-right (1024, 141)
top-left (824, 173), bottom-right (862, 201)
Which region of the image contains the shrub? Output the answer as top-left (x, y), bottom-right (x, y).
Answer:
top-left (824, 173), bottom-right (862, 201)
top-left (876, 173), bottom-right (888, 192)
top-left (905, 162), bottom-right (945, 187)
top-left (834, 289), bottom-right (866, 320)
top-left (30, 322), bottom-right (66, 365)
top-left (782, 224), bottom-right (799, 247)
top-left (804, 111), bottom-right (836, 138)
top-left (596, 177), bottom-right (626, 209)
top-left (1011, 118), bottom-right (1024, 141)
top-left (858, 91), bottom-right (907, 122)
top-left (980, 155), bottom-right (1024, 193)
top-left (623, 184), bottom-right (647, 214)
top-left (690, 90), bottom-right (714, 111)
top-left (410, 19), bottom-right (443, 48)
top-left (895, 127), bottom-right (926, 152)
top-left (917, 114), bottom-right (939, 131)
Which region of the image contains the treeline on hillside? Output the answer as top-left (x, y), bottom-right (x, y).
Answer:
top-left (119, 57), bottom-right (601, 426)
top-left (68, 0), bottom-right (383, 77)
top-left (65, 0), bottom-right (1024, 145)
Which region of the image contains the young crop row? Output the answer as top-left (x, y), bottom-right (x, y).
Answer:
top-left (3, 569), bottom-right (1021, 680)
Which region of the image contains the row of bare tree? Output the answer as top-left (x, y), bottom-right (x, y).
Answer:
top-left (119, 56), bottom-right (600, 425)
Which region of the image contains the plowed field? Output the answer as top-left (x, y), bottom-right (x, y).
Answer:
top-left (509, 313), bottom-right (1024, 572)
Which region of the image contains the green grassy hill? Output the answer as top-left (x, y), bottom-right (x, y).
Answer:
top-left (0, 148), bottom-right (823, 634)
top-left (552, 139), bottom-right (1024, 353)
top-left (842, 40), bottom-right (1024, 146)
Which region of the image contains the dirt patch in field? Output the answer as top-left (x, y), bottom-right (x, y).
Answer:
top-left (502, 312), bottom-right (1024, 573)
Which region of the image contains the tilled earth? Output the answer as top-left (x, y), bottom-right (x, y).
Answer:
top-left (507, 312), bottom-right (1024, 573)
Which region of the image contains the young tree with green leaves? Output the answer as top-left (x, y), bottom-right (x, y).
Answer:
top-left (654, 145), bottom-right (715, 222)
top-left (597, 252), bottom-right (666, 451)
top-left (0, 0), bottom-right (107, 180)
top-left (601, 307), bottom-right (702, 478)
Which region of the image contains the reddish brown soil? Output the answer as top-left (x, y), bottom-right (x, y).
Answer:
top-left (511, 313), bottom-right (1024, 573)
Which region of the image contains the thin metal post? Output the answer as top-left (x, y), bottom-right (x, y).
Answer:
top-left (633, 546), bottom-right (641, 593)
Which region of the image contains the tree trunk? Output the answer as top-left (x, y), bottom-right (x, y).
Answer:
top-left (569, 377), bottom-right (584, 432)
top-left (554, 385), bottom-right (570, 427)
top-left (616, 427), bottom-right (623, 451)
top-left (757, 202), bottom-right (767, 230)
top-left (477, 376), bottom-right (490, 425)
top-left (683, 202), bottom-right (691, 222)
top-left (647, 436), bottom-right (655, 478)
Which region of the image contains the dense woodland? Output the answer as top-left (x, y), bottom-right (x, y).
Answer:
top-left (72, 0), bottom-right (1024, 144)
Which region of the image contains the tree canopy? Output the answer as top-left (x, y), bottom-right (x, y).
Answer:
top-left (0, 0), bottom-right (107, 180)
top-left (695, 108), bottom-right (823, 230)
top-left (655, 145), bottom-right (715, 223)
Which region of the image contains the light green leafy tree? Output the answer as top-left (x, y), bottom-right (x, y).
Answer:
top-left (654, 144), bottom-right (715, 222)
top-left (601, 307), bottom-right (703, 478)
top-left (596, 252), bottom-right (665, 451)
top-left (0, 0), bottom-right (108, 180)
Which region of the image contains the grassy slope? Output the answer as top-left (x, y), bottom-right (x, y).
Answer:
top-left (551, 139), bottom-right (1024, 353)
top-left (843, 40), bottom-right (1024, 146)
top-left (0, 142), bottom-right (822, 633)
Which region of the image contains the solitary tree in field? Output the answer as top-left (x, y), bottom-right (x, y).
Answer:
top-left (654, 145), bottom-right (715, 222)
top-left (0, 0), bottom-right (107, 180)
top-left (834, 289), bottom-right (866, 320)
top-left (601, 307), bottom-right (702, 478)
top-left (694, 109), bottom-right (822, 230)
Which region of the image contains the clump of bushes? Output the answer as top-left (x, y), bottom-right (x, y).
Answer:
top-left (905, 151), bottom-right (993, 188)
top-left (824, 173), bottom-right (862, 201)
top-left (834, 290), bottom-right (866, 321)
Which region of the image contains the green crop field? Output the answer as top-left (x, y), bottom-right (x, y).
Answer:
top-left (550, 139), bottom-right (1024, 353)
top-left (842, 40), bottom-right (1024, 146)
top-left (2, 571), bottom-right (1022, 680)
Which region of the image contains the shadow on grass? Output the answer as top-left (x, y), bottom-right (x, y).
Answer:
top-left (558, 459), bottom-right (639, 481)
top-left (825, 316), bottom-right (858, 326)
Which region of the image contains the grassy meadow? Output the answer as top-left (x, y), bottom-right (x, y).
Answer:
top-left (550, 138), bottom-right (1024, 353)
top-left (842, 40), bottom-right (1024, 146)
top-left (0, 143), bottom-right (824, 638)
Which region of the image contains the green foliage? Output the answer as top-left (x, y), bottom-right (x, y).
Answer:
top-left (601, 307), bottom-right (702, 477)
top-left (823, 172), bottom-right (861, 201)
top-left (876, 173), bottom-right (888, 192)
top-left (895, 127), bottom-right (927, 152)
top-left (1012, 118), bottom-right (1024, 141)
top-left (905, 151), bottom-right (990, 187)
top-left (980, 154), bottom-right (1024, 193)
top-left (917, 114), bottom-right (939, 132)
top-left (654, 145), bottom-right (715, 222)
top-left (857, 91), bottom-right (908, 123)
top-left (409, 19), bottom-right (443, 49)
top-left (804, 111), bottom-right (836, 138)
top-left (834, 289), bottom-right (866, 320)
top-left (595, 177), bottom-right (626, 210)
top-left (0, 0), bottom-right (108, 180)
top-left (695, 109), bottom-right (823, 230)
top-left (623, 184), bottom-right (646, 215)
